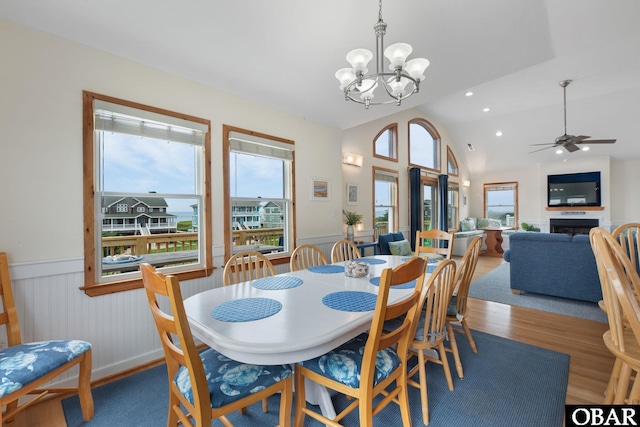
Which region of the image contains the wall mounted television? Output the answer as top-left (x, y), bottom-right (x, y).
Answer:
top-left (547, 171), bottom-right (601, 207)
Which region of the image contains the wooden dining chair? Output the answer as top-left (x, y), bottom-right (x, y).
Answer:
top-left (331, 239), bottom-right (362, 263)
top-left (612, 223), bottom-right (640, 275)
top-left (140, 263), bottom-right (293, 427)
top-left (590, 229), bottom-right (640, 404)
top-left (407, 258), bottom-right (457, 425)
top-left (223, 250), bottom-right (276, 287)
top-left (0, 252), bottom-right (94, 425)
top-left (294, 257), bottom-right (428, 427)
top-left (415, 229), bottom-right (454, 260)
top-left (289, 244), bottom-right (328, 271)
top-left (445, 235), bottom-right (482, 379)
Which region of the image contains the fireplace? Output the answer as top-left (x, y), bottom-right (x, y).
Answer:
top-left (549, 218), bottom-right (599, 236)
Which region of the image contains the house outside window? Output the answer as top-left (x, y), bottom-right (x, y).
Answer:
top-left (223, 126), bottom-right (295, 262)
top-left (83, 91), bottom-right (212, 296)
top-left (373, 167), bottom-right (398, 237)
top-left (484, 182), bottom-right (518, 227)
top-left (373, 124), bottom-right (398, 161)
top-left (409, 118), bottom-right (441, 172)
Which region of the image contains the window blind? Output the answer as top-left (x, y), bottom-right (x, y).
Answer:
top-left (229, 131), bottom-right (293, 161)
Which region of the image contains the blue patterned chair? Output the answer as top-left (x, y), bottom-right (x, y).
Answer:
top-left (140, 263), bottom-right (293, 427)
top-left (293, 257), bottom-right (428, 427)
top-left (0, 252), bottom-right (94, 424)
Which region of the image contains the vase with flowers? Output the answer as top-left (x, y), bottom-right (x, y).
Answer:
top-left (343, 209), bottom-right (363, 242)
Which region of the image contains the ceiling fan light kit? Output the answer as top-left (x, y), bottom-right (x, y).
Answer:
top-left (528, 79), bottom-right (616, 154)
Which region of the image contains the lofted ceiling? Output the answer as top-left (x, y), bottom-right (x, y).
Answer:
top-left (1, 0), bottom-right (639, 176)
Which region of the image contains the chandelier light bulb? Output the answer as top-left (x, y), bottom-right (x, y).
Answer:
top-left (387, 76), bottom-right (410, 97)
top-left (346, 49), bottom-right (373, 74)
top-left (335, 68), bottom-right (356, 90)
top-left (405, 58), bottom-right (430, 81)
top-left (358, 79), bottom-right (378, 100)
top-left (384, 43), bottom-right (413, 70)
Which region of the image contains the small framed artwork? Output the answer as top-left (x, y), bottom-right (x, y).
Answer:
top-left (347, 183), bottom-right (358, 205)
top-left (311, 177), bottom-right (330, 200)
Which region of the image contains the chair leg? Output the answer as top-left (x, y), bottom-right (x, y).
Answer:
top-left (78, 351), bottom-right (95, 421)
top-left (446, 322), bottom-right (464, 379)
top-left (614, 362), bottom-right (633, 404)
top-left (460, 319), bottom-right (478, 353)
top-left (417, 351), bottom-right (430, 425)
top-left (294, 368), bottom-right (306, 427)
top-left (278, 377), bottom-right (293, 427)
top-left (439, 343), bottom-right (454, 392)
top-left (397, 372), bottom-right (412, 427)
top-left (262, 398), bottom-right (268, 413)
top-left (605, 358), bottom-right (622, 404)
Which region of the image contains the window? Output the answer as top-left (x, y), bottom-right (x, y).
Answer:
top-left (373, 167), bottom-right (398, 237)
top-left (447, 146), bottom-right (459, 176)
top-left (422, 177), bottom-right (438, 230)
top-left (409, 118), bottom-right (441, 171)
top-left (484, 182), bottom-right (518, 227)
top-left (83, 91), bottom-right (212, 296)
top-left (373, 124), bottom-right (398, 161)
top-left (448, 183), bottom-right (459, 230)
top-left (223, 126), bottom-right (295, 262)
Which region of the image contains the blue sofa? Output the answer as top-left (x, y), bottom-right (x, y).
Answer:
top-left (503, 232), bottom-right (602, 303)
top-left (378, 232), bottom-right (406, 255)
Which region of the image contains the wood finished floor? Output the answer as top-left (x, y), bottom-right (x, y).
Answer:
top-left (12, 256), bottom-right (614, 426)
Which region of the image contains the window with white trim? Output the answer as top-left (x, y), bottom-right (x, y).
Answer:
top-left (448, 183), bottom-right (459, 230)
top-left (484, 182), bottom-right (518, 227)
top-left (223, 126), bottom-right (295, 260)
top-left (83, 91), bottom-right (212, 296)
top-left (409, 118), bottom-right (441, 171)
top-left (373, 167), bottom-right (398, 236)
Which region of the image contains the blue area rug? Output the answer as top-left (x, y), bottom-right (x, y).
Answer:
top-left (63, 331), bottom-right (568, 426)
top-left (469, 263), bottom-right (607, 323)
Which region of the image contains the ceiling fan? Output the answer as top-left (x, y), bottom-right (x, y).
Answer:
top-left (529, 80), bottom-right (616, 154)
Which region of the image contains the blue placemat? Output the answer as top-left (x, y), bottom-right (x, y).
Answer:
top-left (252, 276), bottom-right (303, 290)
top-left (308, 265), bottom-right (345, 274)
top-left (427, 264), bottom-right (437, 273)
top-left (322, 291), bottom-right (377, 312)
top-left (369, 277), bottom-right (417, 289)
top-left (357, 257), bottom-right (387, 265)
top-left (211, 298), bottom-right (282, 322)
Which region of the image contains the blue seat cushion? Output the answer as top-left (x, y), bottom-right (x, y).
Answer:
top-left (174, 348), bottom-right (293, 409)
top-left (299, 333), bottom-right (401, 388)
top-left (0, 340), bottom-right (91, 397)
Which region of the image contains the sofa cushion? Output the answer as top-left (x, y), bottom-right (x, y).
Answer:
top-left (388, 239), bottom-right (413, 256)
top-left (459, 218), bottom-right (476, 232)
top-left (378, 232), bottom-right (405, 255)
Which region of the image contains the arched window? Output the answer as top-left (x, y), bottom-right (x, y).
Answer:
top-left (409, 118), bottom-right (441, 172)
top-left (373, 124), bottom-right (398, 161)
top-left (447, 146), bottom-right (459, 176)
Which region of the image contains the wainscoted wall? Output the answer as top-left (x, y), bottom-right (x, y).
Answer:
top-left (7, 236), bottom-right (344, 386)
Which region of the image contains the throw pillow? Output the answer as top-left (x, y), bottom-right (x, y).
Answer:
top-left (459, 218), bottom-right (476, 232)
top-left (388, 239), bottom-right (413, 256)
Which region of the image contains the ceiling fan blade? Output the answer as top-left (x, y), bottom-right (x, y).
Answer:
top-left (568, 135), bottom-right (591, 143)
top-left (564, 143), bottom-right (580, 152)
top-left (528, 145), bottom-right (555, 154)
top-left (579, 139), bottom-right (617, 144)
top-left (529, 143), bottom-right (557, 146)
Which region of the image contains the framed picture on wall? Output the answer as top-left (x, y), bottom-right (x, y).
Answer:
top-left (311, 177), bottom-right (330, 200)
top-left (347, 183), bottom-right (358, 205)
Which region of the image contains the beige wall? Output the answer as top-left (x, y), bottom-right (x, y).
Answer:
top-left (0, 19), bottom-right (342, 263)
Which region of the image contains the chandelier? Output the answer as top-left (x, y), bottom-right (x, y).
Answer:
top-left (335, 0), bottom-right (430, 109)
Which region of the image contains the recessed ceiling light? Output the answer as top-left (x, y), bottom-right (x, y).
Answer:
top-left (483, 107), bottom-right (490, 112)
top-left (495, 131), bottom-right (503, 137)
top-left (467, 143), bottom-right (475, 151)
top-left (465, 91), bottom-right (473, 97)
top-left (556, 149), bottom-right (563, 154)
top-left (581, 146), bottom-right (590, 151)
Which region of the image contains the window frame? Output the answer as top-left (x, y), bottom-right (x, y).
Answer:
top-left (82, 91), bottom-right (213, 296)
top-left (372, 123), bottom-right (398, 162)
top-left (408, 118), bottom-right (441, 173)
top-left (372, 166), bottom-right (399, 236)
top-left (448, 182), bottom-right (460, 231)
top-left (483, 182), bottom-right (519, 227)
top-left (447, 146), bottom-right (459, 176)
top-left (222, 125), bottom-right (296, 266)
top-left (421, 176), bottom-right (439, 231)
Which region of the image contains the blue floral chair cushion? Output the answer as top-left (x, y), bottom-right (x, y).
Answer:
top-left (0, 340), bottom-right (91, 397)
top-left (459, 218), bottom-right (477, 232)
top-left (298, 333), bottom-right (401, 388)
top-left (174, 347), bottom-right (293, 409)
top-left (388, 239), bottom-right (413, 256)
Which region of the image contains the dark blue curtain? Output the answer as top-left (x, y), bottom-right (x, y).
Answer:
top-left (438, 174), bottom-right (449, 232)
top-left (409, 168), bottom-right (422, 249)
